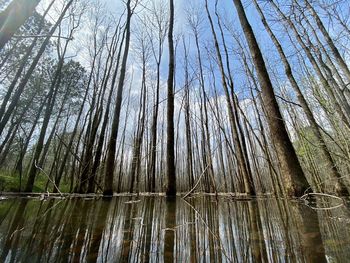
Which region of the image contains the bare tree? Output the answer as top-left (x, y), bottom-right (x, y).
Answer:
top-left (232, 0), bottom-right (310, 196)
top-left (166, 0), bottom-right (176, 196)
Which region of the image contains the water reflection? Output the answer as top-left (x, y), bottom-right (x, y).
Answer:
top-left (0, 196), bottom-right (349, 262)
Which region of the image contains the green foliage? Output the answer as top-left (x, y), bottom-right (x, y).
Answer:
top-left (0, 173), bottom-right (20, 192)
top-left (0, 170), bottom-right (70, 193)
top-left (294, 126), bottom-right (318, 158)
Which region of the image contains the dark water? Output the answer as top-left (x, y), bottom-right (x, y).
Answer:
top-left (0, 195), bottom-right (349, 263)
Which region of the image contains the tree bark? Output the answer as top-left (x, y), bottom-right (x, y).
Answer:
top-left (254, 0), bottom-right (348, 195)
top-left (103, 0), bottom-right (132, 196)
top-left (232, 0), bottom-right (310, 196)
top-left (166, 0), bottom-right (176, 196)
top-left (0, 0), bottom-right (72, 137)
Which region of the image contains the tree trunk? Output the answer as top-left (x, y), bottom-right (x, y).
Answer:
top-left (103, 0), bottom-right (132, 195)
top-left (0, 0), bottom-right (40, 50)
top-left (305, 0), bottom-right (350, 82)
top-left (205, 0), bottom-right (255, 194)
top-left (254, 0), bottom-right (348, 195)
top-left (166, 0), bottom-right (176, 196)
top-left (232, 0), bottom-right (310, 196)
top-left (0, 0), bottom-right (73, 137)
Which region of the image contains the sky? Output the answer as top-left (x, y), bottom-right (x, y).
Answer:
top-left (31, 0), bottom-right (350, 141)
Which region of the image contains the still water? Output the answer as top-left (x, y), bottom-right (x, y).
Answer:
top-left (0, 195), bottom-right (349, 262)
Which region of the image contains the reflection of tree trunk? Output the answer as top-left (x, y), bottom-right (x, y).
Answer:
top-left (10, 200), bottom-right (37, 262)
top-left (207, 198), bottom-right (222, 262)
top-left (0, 199), bottom-right (28, 262)
top-left (292, 202), bottom-right (327, 263)
top-left (141, 197), bottom-right (155, 262)
top-left (248, 201), bottom-right (268, 262)
top-left (189, 201), bottom-right (198, 262)
top-left (21, 200), bottom-right (47, 258)
top-left (57, 200), bottom-right (88, 262)
top-left (86, 200), bottom-right (111, 262)
top-left (120, 200), bottom-right (137, 262)
top-left (164, 197), bottom-right (176, 262)
top-left (226, 202), bottom-right (238, 262)
top-left (43, 199), bottom-right (71, 260)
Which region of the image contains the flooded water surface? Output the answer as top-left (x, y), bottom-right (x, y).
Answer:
top-left (0, 195), bottom-right (349, 262)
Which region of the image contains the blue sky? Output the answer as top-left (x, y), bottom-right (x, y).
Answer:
top-left (38, 0), bottom-right (350, 103)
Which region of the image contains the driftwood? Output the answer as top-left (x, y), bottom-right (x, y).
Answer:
top-left (300, 192), bottom-right (344, 210)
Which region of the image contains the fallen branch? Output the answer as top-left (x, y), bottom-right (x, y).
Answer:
top-left (183, 142), bottom-right (221, 199)
top-left (183, 164), bottom-right (210, 199)
top-left (303, 174), bottom-right (350, 196)
top-left (124, 199), bottom-right (141, 204)
top-left (300, 192), bottom-right (344, 210)
top-left (35, 160), bottom-right (63, 196)
top-left (300, 192), bottom-right (343, 201)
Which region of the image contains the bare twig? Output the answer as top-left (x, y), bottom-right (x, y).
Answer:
top-left (183, 142), bottom-right (221, 199)
top-left (13, 35), bottom-right (73, 40)
top-left (55, 133), bottom-right (82, 163)
top-left (34, 160), bottom-right (63, 196)
top-left (302, 174), bottom-right (350, 196)
top-left (300, 192), bottom-right (343, 201)
top-left (182, 198), bottom-right (233, 263)
top-left (300, 192), bottom-right (344, 210)
top-left (276, 94), bottom-right (302, 107)
top-left (183, 164), bottom-right (210, 199)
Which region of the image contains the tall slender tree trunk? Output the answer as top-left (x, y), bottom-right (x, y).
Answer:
top-left (54, 83), bottom-right (89, 192)
top-left (205, 0), bottom-right (255, 194)
top-left (304, 0), bottom-right (350, 82)
top-left (254, 0), bottom-right (348, 195)
top-left (103, 0), bottom-right (132, 195)
top-left (166, 0), bottom-right (176, 196)
top-left (182, 39), bottom-right (194, 189)
top-left (232, 0), bottom-right (310, 196)
top-left (14, 97), bottom-right (46, 175)
top-left (149, 61), bottom-right (161, 193)
top-left (129, 59), bottom-right (147, 193)
top-left (0, 0), bottom-right (73, 136)
top-left (0, 0), bottom-right (54, 123)
top-left (269, 0), bottom-right (350, 128)
top-left (24, 70), bottom-right (61, 192)
top-left (24, 2), bottom-right (74, 192)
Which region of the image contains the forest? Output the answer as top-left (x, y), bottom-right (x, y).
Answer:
top-left (1, 0), bottom-right (350, 262)
top-left (0, 0), bottom-right (349, 197)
